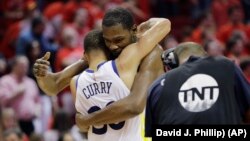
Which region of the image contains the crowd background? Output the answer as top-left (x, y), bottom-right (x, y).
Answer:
top-left (0, 0), bottom-right (249, 141)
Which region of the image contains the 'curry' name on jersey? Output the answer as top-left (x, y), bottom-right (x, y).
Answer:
top-left (82, 81), bottom-right (112, 99)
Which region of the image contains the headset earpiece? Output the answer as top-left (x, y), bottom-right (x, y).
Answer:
top-left (162, 48), bottom-right (179, 70)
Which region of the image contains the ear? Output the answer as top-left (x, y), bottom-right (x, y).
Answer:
top-left (131, 24), bottom-right (137, 33)
top-left (83, 52), bottom-right (89, 63)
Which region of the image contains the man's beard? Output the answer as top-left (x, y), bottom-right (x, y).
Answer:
top-left (110, 35), bottom-right (137, 59)
top-left (110, 49), bottom-right (122, 60)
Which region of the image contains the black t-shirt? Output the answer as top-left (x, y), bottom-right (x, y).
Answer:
top-left (145, 56), bottom-right (250, 137)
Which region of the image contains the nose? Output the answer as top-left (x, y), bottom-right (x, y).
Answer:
top-left (110, 44), bottom-right (119, 50)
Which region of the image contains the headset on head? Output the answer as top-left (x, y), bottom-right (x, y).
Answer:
top-left (161, 47), bottom-right (179, 70)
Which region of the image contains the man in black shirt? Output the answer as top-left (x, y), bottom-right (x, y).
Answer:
top-left (145, 42), bottom-right (250, 137)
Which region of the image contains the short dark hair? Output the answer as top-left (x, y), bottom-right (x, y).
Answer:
top-left (52, 109), bottom-right (72, 132)
top-left (84, 30), bottom-right (107, 53)
top-left (102, 7), bottom-right (134, 30)
top-left (227, 36), bottom-right (241, 51)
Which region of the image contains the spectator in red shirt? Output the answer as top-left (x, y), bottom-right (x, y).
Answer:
top-left (191, 12), bottom-right (216, 44)
top-left (217, 5), bottom-right (248, 43)
top-left (226, 35), bottom-right (245, 65)
top-left (55, 27), bottom-right (83, 72)
top-left (211, 0), bottom-right (241, 28)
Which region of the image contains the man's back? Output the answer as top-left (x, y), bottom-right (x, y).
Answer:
top-left (151, 56), bottom-right (245, 125)
top-left (75, 61), bottom-right (142, 141)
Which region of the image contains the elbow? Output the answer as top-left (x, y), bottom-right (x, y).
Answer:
top-left (157, 18), bottom-right (171, 35)
top-left (127, 102), bottom-right (144, 116)
top-left (165, 18), bottom-right (171, 25)
top-left (163, 19), bottom-right (171, 33)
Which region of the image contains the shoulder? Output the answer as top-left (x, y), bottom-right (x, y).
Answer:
top-left (213, 56), bottom-right (233, 63)
top-left (189, 56), bottom-right (235, 68)
top-left (71, 75), bottom-right (80, 88)
top-left (72, 75), bottom-right (80, 83)
top-left (202, 56), bottom-right (233, 63)
top-left (73, 75), bottom-right (79, 80)
top-left (101, 60), bottom-right (117, 74)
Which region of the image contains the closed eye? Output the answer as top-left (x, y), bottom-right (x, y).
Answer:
top-left (114, 38), bottom-right (123, 43)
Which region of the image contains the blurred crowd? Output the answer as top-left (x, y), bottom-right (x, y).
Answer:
top-left (0, 0), bottom-right (250, 141)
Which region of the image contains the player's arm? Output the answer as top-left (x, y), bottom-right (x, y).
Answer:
top-left (76, 46), bottom-right (164, 128)
top-left (34, 52), bottom-right (88, 96)
top-left (118, 18), bottom-right (170, 74)
top-left (75, 18), bottom-right (170, 128)
top-left (115, 18), bottom-right (170, 90)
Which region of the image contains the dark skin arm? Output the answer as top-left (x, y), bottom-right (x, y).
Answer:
top-left (34, 52), bottom-right (88, 96)
top-left (76, 46), bottom-right (164, 129)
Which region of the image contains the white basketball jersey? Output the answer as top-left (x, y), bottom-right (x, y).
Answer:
top-left (75, 60), bottom-right (142, 141)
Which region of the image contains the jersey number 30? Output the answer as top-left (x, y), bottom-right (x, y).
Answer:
top-left (88, 101), bottom-right (125, 135)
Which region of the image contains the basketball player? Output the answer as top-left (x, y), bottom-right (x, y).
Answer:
top-left (145, 42), bottom-right (250, 137)
top-left (33, 8), bottom-right (167, 140)
top-left (70, 15), bottom-right (170, 140)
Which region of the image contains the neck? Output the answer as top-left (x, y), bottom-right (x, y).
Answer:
top-left (88, 53), bottom-right (107, 71)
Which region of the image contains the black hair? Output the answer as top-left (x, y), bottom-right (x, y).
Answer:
top-left (52, 109), bottom-right (73, 133)
top-left (102, 7), bottom-right (134, 30)
top-left (227, 36), bottom-right (241, 51)
top-left (195, 12), bottom-right (211, 27)
top-left (84, 29), bottom-right (108, 54)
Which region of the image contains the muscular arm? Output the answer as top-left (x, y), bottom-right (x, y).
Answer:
top-left (76, 46), bottom-right (164, 128)
top-left (117, 18), bottom-right (170, 89)
top-left (76, 18), bottom-right (170, 129)
top-left (35, 59), bottom-right (88, 96)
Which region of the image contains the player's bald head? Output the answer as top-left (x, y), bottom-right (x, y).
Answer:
top-left (175, 42), bottom-right (207, 64)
